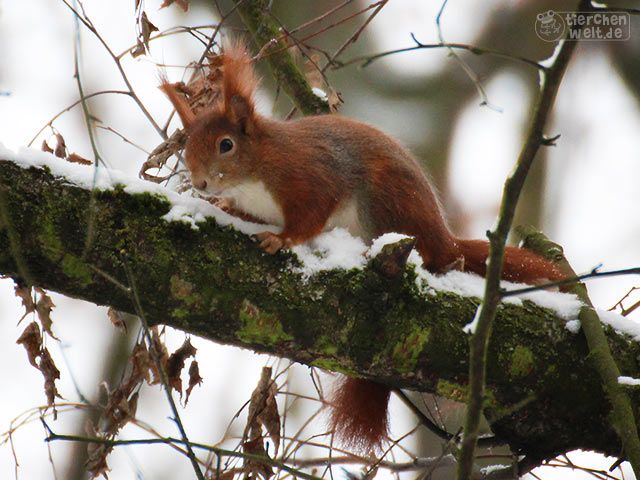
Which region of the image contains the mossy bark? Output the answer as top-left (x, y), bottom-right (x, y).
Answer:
top-left (1, 159), bottom-right (639, 460)
top-left (233, 0), bottom-right (331, 115)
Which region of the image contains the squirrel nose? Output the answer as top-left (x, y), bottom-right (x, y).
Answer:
top-left (193, 179), bottom-right (208, 191)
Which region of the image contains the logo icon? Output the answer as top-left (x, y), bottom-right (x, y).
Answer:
top-left (535, 10), bottom-right (566, 42)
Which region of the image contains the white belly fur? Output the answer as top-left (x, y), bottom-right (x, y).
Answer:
top-left (224, 180), bottom-right (285, 226)
top-left (225, 181), bottom-right (366, 238)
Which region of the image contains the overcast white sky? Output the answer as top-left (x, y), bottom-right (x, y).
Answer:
top-left (0, 1), bottom-right (638, 479)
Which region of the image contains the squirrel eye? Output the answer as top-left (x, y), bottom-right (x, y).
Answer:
top-left (219, 138), bottom-right (234, 155)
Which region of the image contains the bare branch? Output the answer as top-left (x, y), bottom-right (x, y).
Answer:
top-left (456, 2), bottom-right (591, 478)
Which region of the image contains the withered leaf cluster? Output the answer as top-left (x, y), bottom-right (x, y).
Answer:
top-left (140, 52), bottom-right (226, 182)
top-left (86, 329), bottom-right (202, 477)
top-left (242, 367), bottom-right (282, 480)
top-left (15, 286), bottom-right (61, 414)
top-left (41, 132), bottom-right (92, 165)
top-left (131, 11), bottom-right (158, 58)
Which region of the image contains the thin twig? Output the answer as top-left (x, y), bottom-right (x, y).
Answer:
top-left (28, 90), bottom-right (131, 147)
top-left (436, 0), bottom-right (499, 110)
top-left (71, 0), bottom-right (104, 167)
top-left (123, 262), bottom-right (205, 480)
top-left (44, 430), bottom-right (323, 480)
top-left (609, 286), bottom-right (640, 317)
top-left (59, 0), bottom-right (165, 138)
top-left (501, 266), bottom-right (640, 298)
top-left (343, 37), bottom-right (543, 71)
top-left (456, 2), bottom-right (590, 478)
top-left (396, 389), bottom-right (504, 448)
top-left (321, 0), bottom-right (389, 73)
top-left (96, 126), bottom-right (150, 154)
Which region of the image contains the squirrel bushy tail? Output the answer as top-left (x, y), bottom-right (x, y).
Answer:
top-left (329, 376), bottom-right (391, 453)
top-left (329, 240), bottom-right (562, 452)
top-left (455, 238), bottom-right (564, 283)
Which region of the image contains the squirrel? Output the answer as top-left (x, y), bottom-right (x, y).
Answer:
top-left (160, 41), bottom-right (564, 453)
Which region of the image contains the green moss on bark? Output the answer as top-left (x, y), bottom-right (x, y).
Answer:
top-left (1, 159), bottom-right (639, 460)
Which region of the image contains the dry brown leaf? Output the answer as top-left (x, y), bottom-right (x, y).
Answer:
top-left (140, 12), bottom-right (158, 49)
top-left (166, 338), bottom-right (197, 395)
top-left (14, 284), bottom-right (35, 319)
top-left (86, 442), bottom-right (112, 479)
top-left (130, 341), bottom-right (153, 385)
top-left (39, 348), bottom-right (61, 408)
top-left (185, 359), bottom-right (202, 405)
top-left (327, 87), bottom-right (342, 113)
top-left (131, 40), bottom-right (146, 58)
top-left (139, 129), bottom-right (186, 182)
top-left (144, 55), bottom-right (224, 179)
top-left (53, 133), bottom-right (67, 158)
top-left (127, 391), bottom-right (139, 420)
top-left (107, 308), bottom-right (127, 332)
top-left (214, 471), bottom-right (237, 480)
top-left (16, 322), bottom-right (42, 367)
top-left (67, 152), bottom-right (92, 165)
top-left (35, 287), bottom-right (57, 339)
top-left (103, 387), bottom-right (133, 435)
top-left (149, 327), bottom-right (169, 384)
top-left (246, 367), bottom-right (281, 455)
top-left (160, 0), bottom-right (189, 12)
top-left (242, 436), bottom-right (273, 480)
top-left (41, 139), bottom-right (54, 154)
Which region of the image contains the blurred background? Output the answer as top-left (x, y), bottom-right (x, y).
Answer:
top-left (1, 0), bottom-right (639, 478)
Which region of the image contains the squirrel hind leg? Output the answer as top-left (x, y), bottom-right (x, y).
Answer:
top-left (328, 376), bottom-right (391, 454)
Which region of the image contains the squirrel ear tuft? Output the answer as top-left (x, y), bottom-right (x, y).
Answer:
top-left (222, 39), bottom-right (258, 133)
top-left (159, 79), bottom-right (196, 129)
top-left (229, 94), bottom-right (254, 134)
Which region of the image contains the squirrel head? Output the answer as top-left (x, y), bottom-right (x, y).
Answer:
top-left (160, 40), bottom-right (260, 196)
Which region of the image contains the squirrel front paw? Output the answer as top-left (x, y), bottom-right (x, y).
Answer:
top-left (211, 197), bottom-right (234, 212)
top-left (255, 232), bottom-right (292, 254)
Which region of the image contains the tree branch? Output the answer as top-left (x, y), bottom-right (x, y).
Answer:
top-left (518, 226), bottom-right (640, 477)
top-left (1, 158), bottom-right (640, 462)
top-left (457, 2), bottom-right (590, 478)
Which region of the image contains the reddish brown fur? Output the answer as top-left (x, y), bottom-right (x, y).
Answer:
top-left (221, 40), bottom-right (258, 116)
top-left (160, 40), bottom-right (565, 454)
top-left (159, 79), bottom-right (196, 128)
top-left (329, 377), bottom-right (391, 453)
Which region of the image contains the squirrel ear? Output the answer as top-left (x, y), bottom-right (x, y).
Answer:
top-left (228, 94), bottom-right (254, 134)
top-left (159, 80), bottom-right (196, 129)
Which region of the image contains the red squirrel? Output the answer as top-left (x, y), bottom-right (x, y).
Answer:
top-left (160, 42), bottom-right (563, 453)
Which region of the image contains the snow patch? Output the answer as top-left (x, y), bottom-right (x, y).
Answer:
top-left (311, 87), bottom-right (328, 101)
top-left (463, 305), bottom-right (482, 334)
top-left (618, 376), bottom-right (640, 386)
top-left (415, 268), bottom-right (583, 322)
top-left (292, 228), bottom-right (368, 276)
top-left (481, 464), bottom-right (507, 475)
top-left (368, 233), bottom-right (412, 258)
top-left (565, 319), bottom-right (582, 334)
top-left (0, 143), bottom-right (270, 235)
top-left (539, 40), bottom-right (565, 68)
top-left (597, 309), bottom-right (640, 341)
